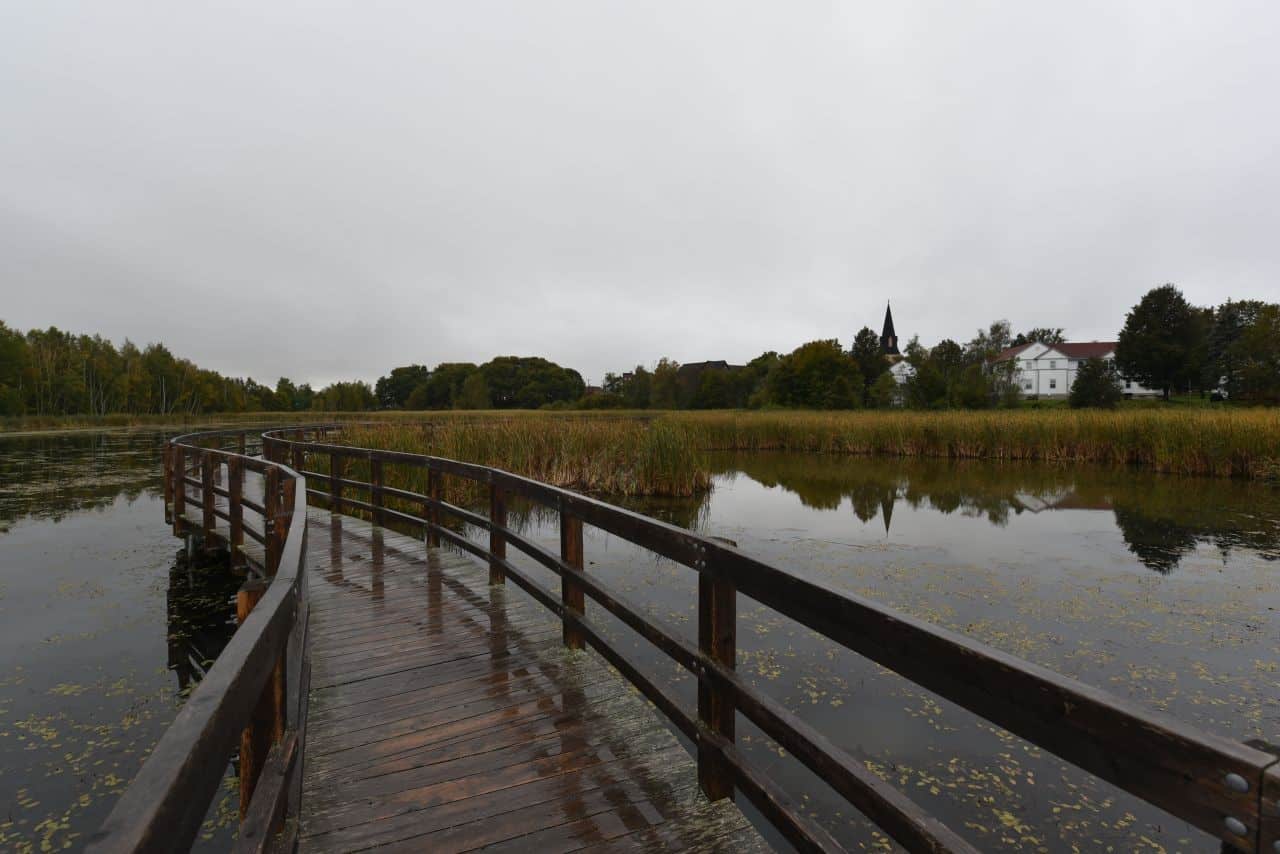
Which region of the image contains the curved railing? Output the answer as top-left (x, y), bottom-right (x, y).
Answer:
top-left (259, 426), bottom-right (1278, 854)
top-left (88, 428), bottom-right (310, 854)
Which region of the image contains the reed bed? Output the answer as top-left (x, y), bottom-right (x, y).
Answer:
top-left (338, 417), bottom-right (711, 499)
top-left (334, 409), bottom-right (1280, 497)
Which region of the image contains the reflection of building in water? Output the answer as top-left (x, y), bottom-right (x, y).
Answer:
top-left (166, 549), bottom-right (241, 697)
top-left (1010, 489), bottom-right (1109, 514)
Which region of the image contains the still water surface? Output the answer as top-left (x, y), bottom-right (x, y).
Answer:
top-left (0, 431), bottom-right (239, 852)
top-left (0, 433), bottom-right (1275, 851)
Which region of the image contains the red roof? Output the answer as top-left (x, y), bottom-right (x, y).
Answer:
top-left (1055, 341), bottom-right (1117, 359)
top-left (991, 343), bottom-right (1033, 363)
top-left (990, 341), bottom-right (1116, 363)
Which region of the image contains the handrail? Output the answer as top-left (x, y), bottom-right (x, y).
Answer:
top-left (261, 425), bottom-right (1280, 854)
top-left (88, 427), bottom-right (310, 854)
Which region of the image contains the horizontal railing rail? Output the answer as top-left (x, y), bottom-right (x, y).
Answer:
top-left (261, 426), bottom-right (1280, 854)
top-left (89, 427), bottom-right (311, 854)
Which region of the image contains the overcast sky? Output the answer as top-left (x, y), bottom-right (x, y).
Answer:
top-left (3, 2), bottom-right (1279, 386)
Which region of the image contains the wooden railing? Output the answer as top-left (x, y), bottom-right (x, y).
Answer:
top-left (257, 426), bottom-right (1278, 854)
top-left (88, 428), bottom-right (310, 854)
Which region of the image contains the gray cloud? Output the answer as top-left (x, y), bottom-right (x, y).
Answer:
top-left (3, 1), bottom-right (1279, 386)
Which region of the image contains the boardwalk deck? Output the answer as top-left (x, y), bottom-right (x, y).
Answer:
top-left (296, 509), bottom-right (767, 853)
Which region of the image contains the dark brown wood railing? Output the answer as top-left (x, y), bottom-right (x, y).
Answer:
top-left (91, 425), bottom-right (1279, 853)
top-left (255, 425), bottom-right (1276, 854)
top-left (88, 428), bottom-right (310, 854)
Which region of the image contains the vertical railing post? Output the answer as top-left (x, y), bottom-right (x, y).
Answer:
top-left (426, 467), bottom-right (441, 547)
top-left (370, 458), bottom-right (385, 527)
top-left (560, 509), bottom-right (584, 649)
top-left (697, 548), bottom-right (737, 802)
top-left (236, 580), bottom-right (286, 819)
top-left (229, 457), bottom-right (245, 569)
top-left (276, 478), bottom-right (295, 573)
top-left (264, 467), bottom-right (281, 573)
top-left (329, 452), bottom-right (344, 514)
top-left (488, 481), bottom-right (506, 586)
top-left (237, 432), bottom-right (246, 456)
top-left (201, 451), bottom-right (216, 550)
top-left (171, 446), bottom-right (186, 535)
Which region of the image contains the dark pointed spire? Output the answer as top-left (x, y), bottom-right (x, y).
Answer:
top-left (880, 301), bottom-right (900, 355)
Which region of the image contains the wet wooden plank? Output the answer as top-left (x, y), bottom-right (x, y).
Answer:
top-left (298, 509), bottom-right (766, 853)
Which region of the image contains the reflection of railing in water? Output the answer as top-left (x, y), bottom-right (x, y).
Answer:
top-left (165, 549), bottom-right (242, 698)
top-left (92, 425), bottom-right (1280, 853)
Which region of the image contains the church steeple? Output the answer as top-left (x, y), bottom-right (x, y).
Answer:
top-left (880, 301), bottom-right (899, 355)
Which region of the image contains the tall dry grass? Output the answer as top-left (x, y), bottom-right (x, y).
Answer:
top-left (339, 417), bottom-right (710, 498)
top-left (335, 409), bottom-right (1280, 496)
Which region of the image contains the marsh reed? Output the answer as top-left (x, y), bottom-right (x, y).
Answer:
top-left (334, 409), bottom-right (1280, 497)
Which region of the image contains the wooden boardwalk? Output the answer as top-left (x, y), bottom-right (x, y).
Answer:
top-left (297, 509), bottom-right (767, 853)
top-left (101, 430), bottom-right (1272, 854)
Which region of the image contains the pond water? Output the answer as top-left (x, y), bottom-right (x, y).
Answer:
top-left (0, 430), bottom-right (240, 852)
top-left (0, 433), bottom-right (1276, 852)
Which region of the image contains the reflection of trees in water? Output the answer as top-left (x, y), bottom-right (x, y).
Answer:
top-left (0, 430), bottom-right (166, 528)
top-left (711, 452), bottom-right (1280, 574)
top-left (1111, 477), bottom-right (1280, 574)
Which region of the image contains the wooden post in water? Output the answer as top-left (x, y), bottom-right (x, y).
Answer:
top-left (426, 468), bottom-right (441, 547)
top-left (488, 482), bottom-right (506, 585)
top-left (171, 446), bottom-right (186, 535)
top-left (264, 468), bottom-right (281, 573)
top-left (201, 451), bottom-right (216, 551)
top-left (236, 580), bottom-right (286, 819)
top-left (697, 552), bottom-right (736, 802)
top-left (370, 458), bottom-right (385, 528)
top-left (163, 443), bottom-right (173, 523)
top-left (560, 511), bottom-right (585, 649)
top-left (228, 457), bottom-right (245, 569)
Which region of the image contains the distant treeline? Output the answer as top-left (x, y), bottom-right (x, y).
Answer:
top-left (0, 321), bottom-right (585, 416)
top-left (2, 285), bottom-right (1276, 418)
top-left (588, 285), bottom-right (1280, 410)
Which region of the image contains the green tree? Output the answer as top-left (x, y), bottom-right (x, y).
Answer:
top-left (1204, 300), bottom-right (1269, 397)
top-left (650, 358), bottom-right (680, 409)
top-left (1235, 304), bottom-right (1280, 404)
top-left (850, 327), bottom-right (887, 399)
top-left (964, 320), bottom-right (1013, 365)
top-left (1116, 284), bottom-right (1203, 400)
top-left (1013, 327), bottom-right (1065, 346)
top-left (0, 321), bottom-right (28, 415)
top-left (766, 340), bottom-right (863, 409)
top-left (312, 381), bottom-right (376, 411)
top-left (375, 365), bottom-right (430, 409)
top-left (1069, 357), bottom-right (1122, 408)
top-left (456, 372), bottom-right (492, 409)
top-left (868, 370), bottom-right (899, 408)
top-left (410, 363), bottom-right (476, 409)
top-left (476, 356), bottom-right (584, 409)
top-left (951, 364), bottom-right (994, 409)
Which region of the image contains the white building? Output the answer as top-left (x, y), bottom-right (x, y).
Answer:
top-left (989, 342), bottom-right (1159, 398)
top-left (888, 358), bottom-right (914, 385)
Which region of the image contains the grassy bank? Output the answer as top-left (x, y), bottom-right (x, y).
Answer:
top-left (8, 408), bottom-right (1276, 494)
top-left (335, 409), bottom-right (1280, 496)
top-left (673, 410), bottom-right (1280, 478)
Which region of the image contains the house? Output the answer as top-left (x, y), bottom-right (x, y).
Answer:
top-left (988, 342), bottom-right (1159, 398)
